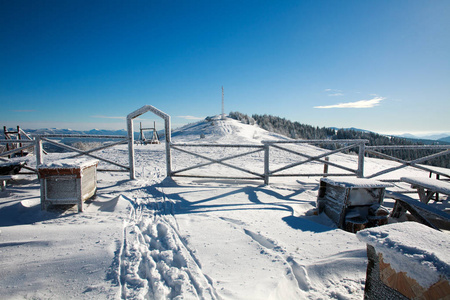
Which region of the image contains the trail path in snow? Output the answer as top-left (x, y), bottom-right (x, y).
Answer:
top-left (118, 179), bottom-right (219, 299)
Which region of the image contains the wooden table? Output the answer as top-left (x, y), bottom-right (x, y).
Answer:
top-left (401, 177), bottom-right (450, 204)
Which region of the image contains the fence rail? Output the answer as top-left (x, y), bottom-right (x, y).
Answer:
top-left (263, 139), bottom-right (367, 184)
top-left (2, 135), bottom-right (450, 184)
top-left (1, 135), bottom-right (129, 174)
top-left (169, 139), bottom-right (450, 185)
top-left (365, 145), bottom-right (450, 181)
top-left (169, 139), bottom-right (369, 184)
top-left (36, 135), bottom-right (129, 172)
top-left (170, 143), bottom-right (265, 180)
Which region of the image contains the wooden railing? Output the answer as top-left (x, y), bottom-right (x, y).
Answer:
top-left (170, 143), bottom-right (265, 180)
top-left (169, 139), bottom-right (368, 184)
top-left (3, 136), bottom-right (449, 183)
top-left (0, 139), bottom-right (37, 173)
top-left (262, 139), bottom-right (367, 184)
top-left (364, 145), bottom-right (450, 181)
top-left (35, 134), bottom-right (129, 172)
top-left (170, 140), bottom-right (450, 185)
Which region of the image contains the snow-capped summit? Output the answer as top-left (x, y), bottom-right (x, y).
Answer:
top-left (172, 115), bottom-right (289, 144)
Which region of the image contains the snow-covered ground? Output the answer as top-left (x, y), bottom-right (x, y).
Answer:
top-left (1, 117), bottom-right (449, 299)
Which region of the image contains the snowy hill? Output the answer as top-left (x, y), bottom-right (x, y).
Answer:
top-left (1, 117), bottom-right (449, 299)
top-left (172, 116), bottom-right (289, 144)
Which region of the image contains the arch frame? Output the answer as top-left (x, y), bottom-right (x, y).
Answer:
top-left (127, 105), bottom-right (171, 179)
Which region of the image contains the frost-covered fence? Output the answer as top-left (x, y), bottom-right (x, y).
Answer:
top-left (170, 143), bottom-right (265, 180)
top-left (0, 139), bottom-right (38, 174)
top-left (364, 145), bottom-right (450, 181)
top-left (0, 139), bottom-right (36, 161)
top-left (35, 134), bottom-right (129, 173)
top-left (169, 140), bottom-right (449, 185)
top-left (263, 139), bottom-right (367, 184)
top-left (168, 139), bottom-right (367, 184)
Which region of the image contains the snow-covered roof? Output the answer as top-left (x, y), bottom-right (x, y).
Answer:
top-left (320, 177), bottom-right (393, 189)
top-left (38, 158), bottom-right (99, 169)
top-left (357, 222), bottom-right (450, 289)
top-left (401, 176), bottom-right (450, 195)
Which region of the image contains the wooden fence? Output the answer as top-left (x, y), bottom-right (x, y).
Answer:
top-left (169, 140), bottom-right (450, 184)
top-left (35, 134), bottom-right (129, 172)
top-left (0, 139), bottom-right (37, 173)
top-left (262, 139), bottom-right (367, 184)
top-left (169, 139), bottom-right (368, 184)
top-left (1, 134), bottom-right (129, 174)
top-left (365, 145), bottom-right (450, 181)
top-left (2, 135), bottom-right (450, 183)
top-left (170, 143), bottom-right (265, 180)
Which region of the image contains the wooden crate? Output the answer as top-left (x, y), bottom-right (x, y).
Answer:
top-left (38, 159), bottom-right (98, 212)
top-left (317, 177), bottom-right (392, 232)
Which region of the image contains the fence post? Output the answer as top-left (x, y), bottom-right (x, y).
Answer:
top-left (127, 118), bottom-right (135, 180)
top-left (357, 142), bottom-right (365, 178)
top-left (165, 115), bottom-right (172, 177)
top-left (264, 143), bottom-right (270, 185)
top-left (36, 137), bottom-right (43, 166)
top-left (323, 156), bottom-right (329, 177)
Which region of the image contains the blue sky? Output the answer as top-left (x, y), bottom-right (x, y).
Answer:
top-left (1, 0), bottom-right (449, 135)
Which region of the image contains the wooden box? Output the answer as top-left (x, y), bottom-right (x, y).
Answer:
top-left (38, 159), bottom-right (99, 212)
top-left (317, 177), bottom-right (392, 232)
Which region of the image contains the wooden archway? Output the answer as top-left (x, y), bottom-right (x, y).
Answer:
top-left (127, 105), bottom-right (171, 179)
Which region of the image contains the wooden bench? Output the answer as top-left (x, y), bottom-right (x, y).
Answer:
top-left (386, 191), bottom-right (450, 231)
top-left (401, 176), bottom-right (450, 204)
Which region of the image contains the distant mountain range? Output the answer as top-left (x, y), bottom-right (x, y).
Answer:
top-left (397, 133), bottom-right (450, 143)
top-left (24, 128), bottom-right (128, 136)
top-left (329, 128), bottom-right (450, 144)
top-left (4, 125), bottom-right (450, 145)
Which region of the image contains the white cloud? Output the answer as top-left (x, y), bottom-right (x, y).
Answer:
top-left (177, 115), bottom-right (204, 120)
top-left (324, 89), bottom-right (344, 96)
top-left (314, 97), bottom-right (386, 109)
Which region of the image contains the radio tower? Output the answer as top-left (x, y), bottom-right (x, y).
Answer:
top-left (221, 86), bottom-right (225, 120)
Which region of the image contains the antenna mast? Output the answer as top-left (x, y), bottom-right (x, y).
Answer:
top-left (221, 86), bottom-right (225, 120)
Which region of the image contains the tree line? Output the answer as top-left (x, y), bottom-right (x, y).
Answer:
top-left (229, 112), bottom-right (450, 169)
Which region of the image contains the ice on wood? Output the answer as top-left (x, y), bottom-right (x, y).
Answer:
top-left (357, 222), bottom-right (450, 289)
top-left (320, 177), bottom-right (393, 189)
top-left (38, 158), bottom-right (99, 170)
top-left (401, 176), bottom-right (450, 195)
